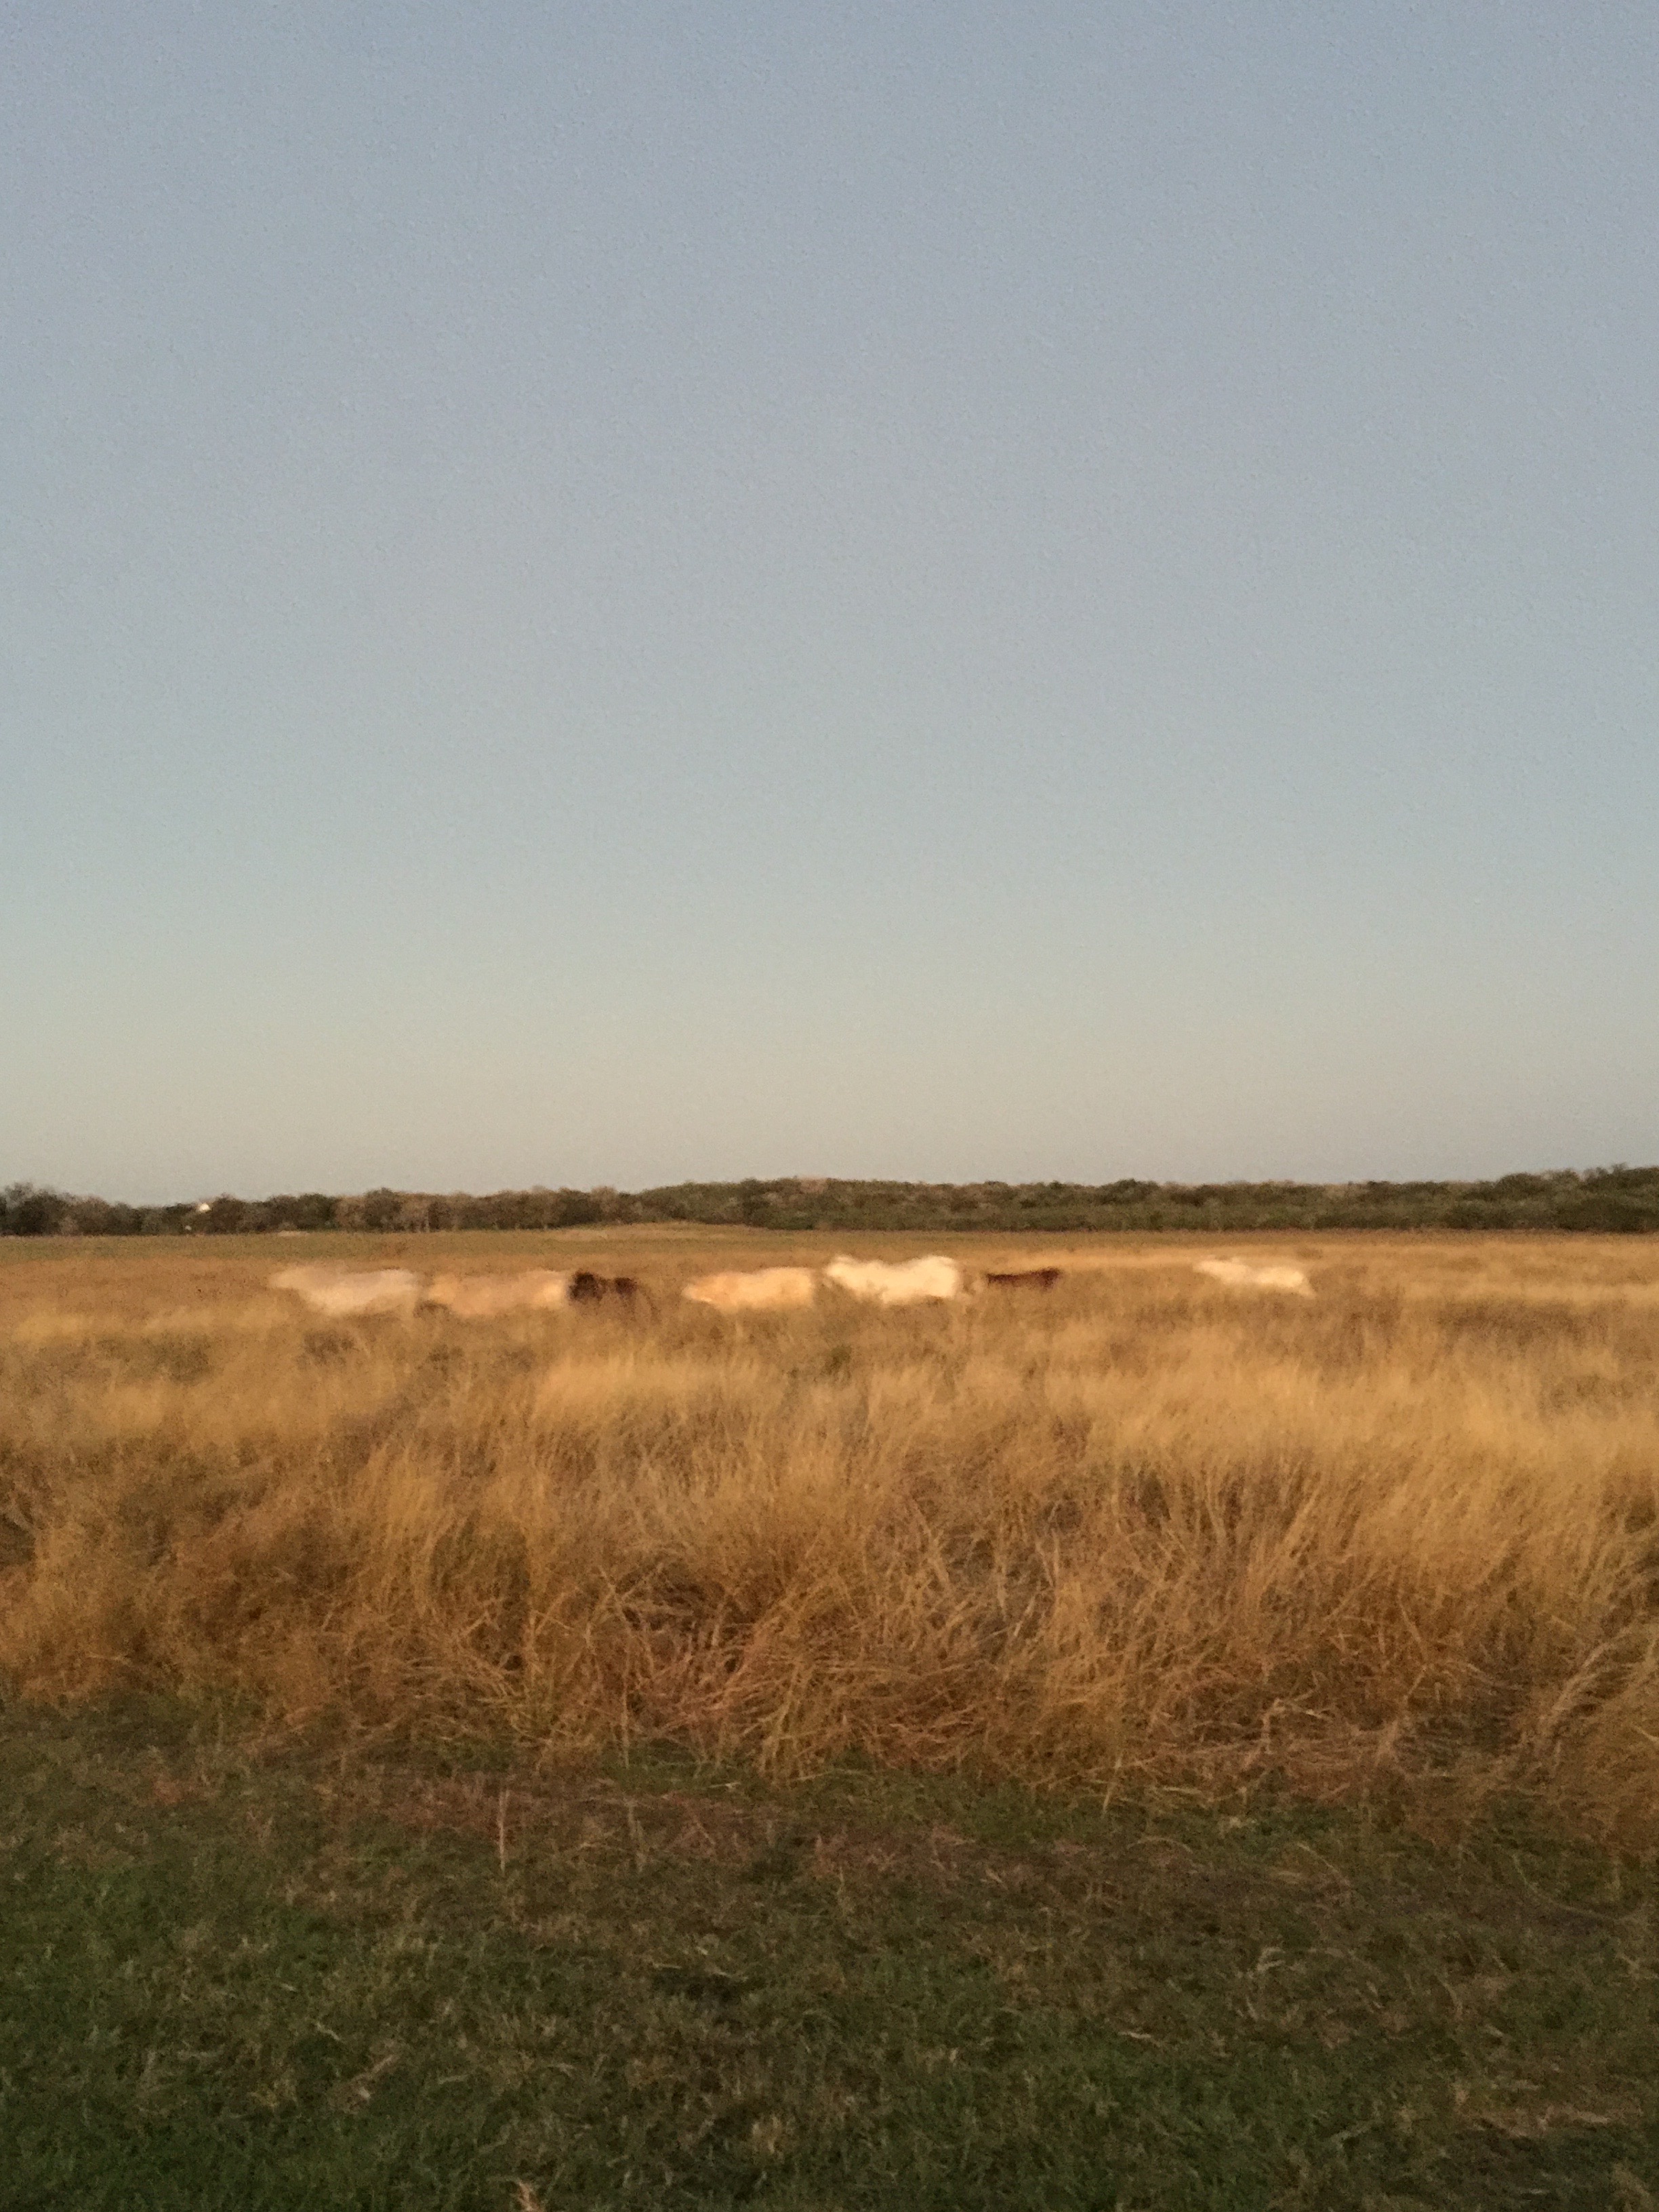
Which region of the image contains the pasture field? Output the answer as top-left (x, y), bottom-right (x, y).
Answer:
top-left (3, 1231), bottom-right (1658, 2205)
top-left (3, 1692), bottom-right (1654, 2210)
top-left (3, 1229), bottom-right (1658, 1837)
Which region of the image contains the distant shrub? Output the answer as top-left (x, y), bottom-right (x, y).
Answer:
top-left (8, 1166), bottom-right (1658, 1237)
top-left (1557, 1193), bottom-right (1659, 1234)
top-left (200, 1195), bottom-right (253, 1234)
top-left (1, 1183), bottom-right (67, 1237)
top-left (266, 1193), bottom-right (337, 1232)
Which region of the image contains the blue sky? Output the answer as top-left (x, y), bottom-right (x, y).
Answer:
top-left (3, 3), bottom-right (1654, 1200)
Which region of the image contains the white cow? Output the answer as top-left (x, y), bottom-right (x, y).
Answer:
top-left (682, 1266), bottom-right (818, 1313)
top-left (424, 1270), bottom-right (573, 1317)
top-left (1193, 1256), bottom-right (1315, 1298)
top-left (822, 1254), bottom-right (965, 1307)
top-left (268, 1265), bottom-right (423, 1317)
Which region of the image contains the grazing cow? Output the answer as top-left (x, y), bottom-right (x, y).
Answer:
top-left (981, 1267), bottom-right (1064, 1292)
top-left (268, 1265), bottom-right (422, 1318)
top-left (1193, 1256), bottom-right (1315, 1298)
top-left (821, 1254), bottom-right (965, 1307)
top-left (682, 1266), bottom-right (818, 1313)
top-left (424, 1270), bottom-right (572, 1317)
top-left (568, 1269), bottom-right (648, 1308)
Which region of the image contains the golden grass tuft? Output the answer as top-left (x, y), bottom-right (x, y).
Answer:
top-left (2, 1232), bottom-right (1658, 1843)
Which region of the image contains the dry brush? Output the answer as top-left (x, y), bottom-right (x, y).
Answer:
top-left (2, 1235), bottom-right (1657, 1843)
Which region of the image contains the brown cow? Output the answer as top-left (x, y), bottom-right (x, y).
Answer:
top-left (981, 1267), bottom-right (1064, 1292)
top-left (568, 1270), bottom-right (649, 1308)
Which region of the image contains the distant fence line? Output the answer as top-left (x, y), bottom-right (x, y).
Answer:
top-left (3, 1170), bottom-right (1658, 1237)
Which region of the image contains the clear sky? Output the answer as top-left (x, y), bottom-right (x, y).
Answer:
top-left (3, 3), bottom-right (1654, 1201)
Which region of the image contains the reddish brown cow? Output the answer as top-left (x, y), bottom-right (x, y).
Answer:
top-left (568, 1270), bottom-right (649, 1308)
top-left (982, 1267), bottom-right (1064, 1292)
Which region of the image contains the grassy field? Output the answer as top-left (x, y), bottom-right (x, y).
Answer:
top-left (3, 1231), bottom-right (1658, 2205)
top-left (3, 1693), bottom-right (1655, 2210)
top-left (3, 1229), bottom-right (1658, 1839)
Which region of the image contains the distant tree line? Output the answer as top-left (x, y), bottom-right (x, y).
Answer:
top-left (5, 1166), bottom-right (1659, 1237)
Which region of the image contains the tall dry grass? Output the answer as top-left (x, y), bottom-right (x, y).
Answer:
top-left (2, 1234), bottom-right (1657, 1843)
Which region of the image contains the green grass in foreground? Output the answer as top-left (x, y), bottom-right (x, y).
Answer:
top-left (1, 1700), bottom-right (1655, 2211)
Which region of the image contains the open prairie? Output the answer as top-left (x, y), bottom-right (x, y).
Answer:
top-left (3, 1231), bottom-right (1658, 1845)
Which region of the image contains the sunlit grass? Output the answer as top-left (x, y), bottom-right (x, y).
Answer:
top-left (3, 1231), bottom-right (1657, 1843)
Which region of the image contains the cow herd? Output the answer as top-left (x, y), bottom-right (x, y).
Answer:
top-left (269, 1252), bottom-right (1315, 1320)
top-left (268, 1263), bottom-right (649, 1318)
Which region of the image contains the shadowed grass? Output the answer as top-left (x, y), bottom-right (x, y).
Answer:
top-left (3, 1694), bottom-right (1656, 2211)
